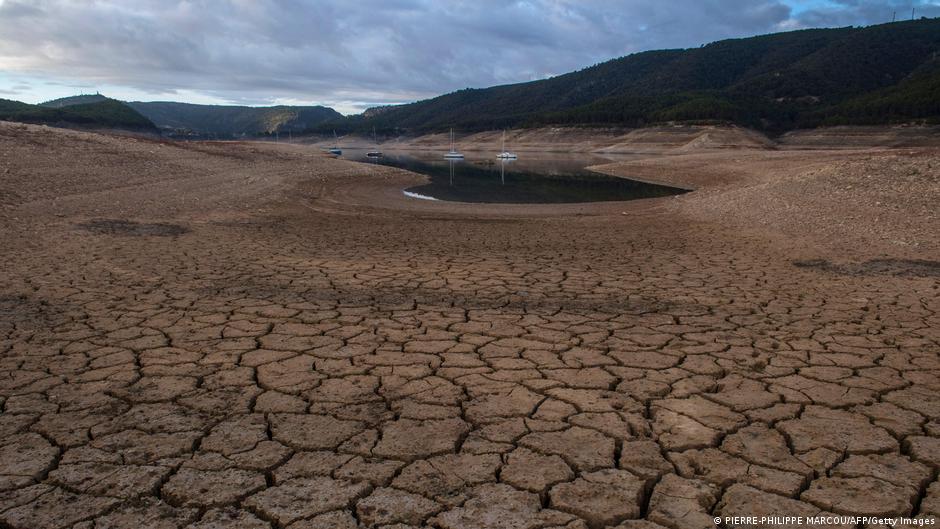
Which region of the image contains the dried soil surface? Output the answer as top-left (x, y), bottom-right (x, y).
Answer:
top-left (1, 121), bottom-right (938, 529)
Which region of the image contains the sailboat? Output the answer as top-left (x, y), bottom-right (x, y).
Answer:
top-left (443, 128), bottom-right (464, 159)
top-left (366, 127), bottom-right (383, 157)
top-left (496, 130), bottom-right (517, 159)
top-left (328, 130), bottom-right (342, 155)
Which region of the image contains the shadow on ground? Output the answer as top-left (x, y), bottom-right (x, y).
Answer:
top-left (793, 258), bottom-right (940, 277)
top-left (76, 219), bottom-right (189, 237)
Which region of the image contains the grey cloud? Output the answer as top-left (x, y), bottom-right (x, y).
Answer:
top-left (0, 0), bottom-right (933, 112)
top-left (791, 0), bottom-right (940, 27)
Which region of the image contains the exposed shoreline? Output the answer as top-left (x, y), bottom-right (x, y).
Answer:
top-left (308, 124), bottom-right (940, 155)
top-left (3, 121), bottom-right (938, 259)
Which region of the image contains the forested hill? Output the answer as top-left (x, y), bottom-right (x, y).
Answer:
top-left (127, 102), bottom-right (343, 135)
top-left (331, 18), bottom-right (940, 134)
top-left (1, 97), bottom-right (157, 131)
top-left (40, 94), bottom-right (111, 108)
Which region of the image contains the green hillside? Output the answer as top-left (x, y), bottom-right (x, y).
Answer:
top-left (128, 101), bottom-right (343, 135)
top-left (327, 18), bottom-right (940, 134)
top-left (0, 97), bottom-right (157, 131)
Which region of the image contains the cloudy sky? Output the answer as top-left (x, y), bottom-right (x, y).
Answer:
top-left (1, 0), bottom-right (938, 114)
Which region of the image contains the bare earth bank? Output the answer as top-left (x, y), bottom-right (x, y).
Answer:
top-left (312, 124), bottom-right (940, 154)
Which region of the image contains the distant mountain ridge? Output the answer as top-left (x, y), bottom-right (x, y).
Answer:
top-left (4, 94), bottom-right (343, 136)
top-left (127, 101), bottom-right (342, 135)
top-left (327, 17), bottom-right (940, 134)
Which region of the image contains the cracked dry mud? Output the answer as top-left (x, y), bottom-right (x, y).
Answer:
top-left (1, 122), bottom-right (939, 529)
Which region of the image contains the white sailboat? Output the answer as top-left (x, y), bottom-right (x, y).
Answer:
top-left (366, 127), bottom-right (383, 157)
top-left (496, 130), bottom-right (517, 159)
top-left (443, 128), bottom-right (464, 159)
top-left (328, 130), bottom-right (342, 155)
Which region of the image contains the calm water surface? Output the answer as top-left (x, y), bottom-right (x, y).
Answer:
top-left (340, 149), bottom-right (687, 204)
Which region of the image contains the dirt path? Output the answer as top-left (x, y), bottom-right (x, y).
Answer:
top-left (1, 122), bottom-right (938, 529)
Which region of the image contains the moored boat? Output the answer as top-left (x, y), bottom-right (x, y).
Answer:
top-left (444, 128), bottom-right (464, 159)
top-left (496, 130), bottom-right (517, 159)
top-left (367, 127), bottom-right (383, 157)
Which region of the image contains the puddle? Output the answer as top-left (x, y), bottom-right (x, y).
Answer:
top-left (343, 149), bottom-right (687, 204)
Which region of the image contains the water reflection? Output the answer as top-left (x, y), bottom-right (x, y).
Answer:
top-left (500, 158), bottom-right (512, 186)
top-left (342, 148), bottom-right (687, 204)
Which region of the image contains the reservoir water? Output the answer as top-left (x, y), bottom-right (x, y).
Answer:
top-left (341, 149), bottom-right (688, 204)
